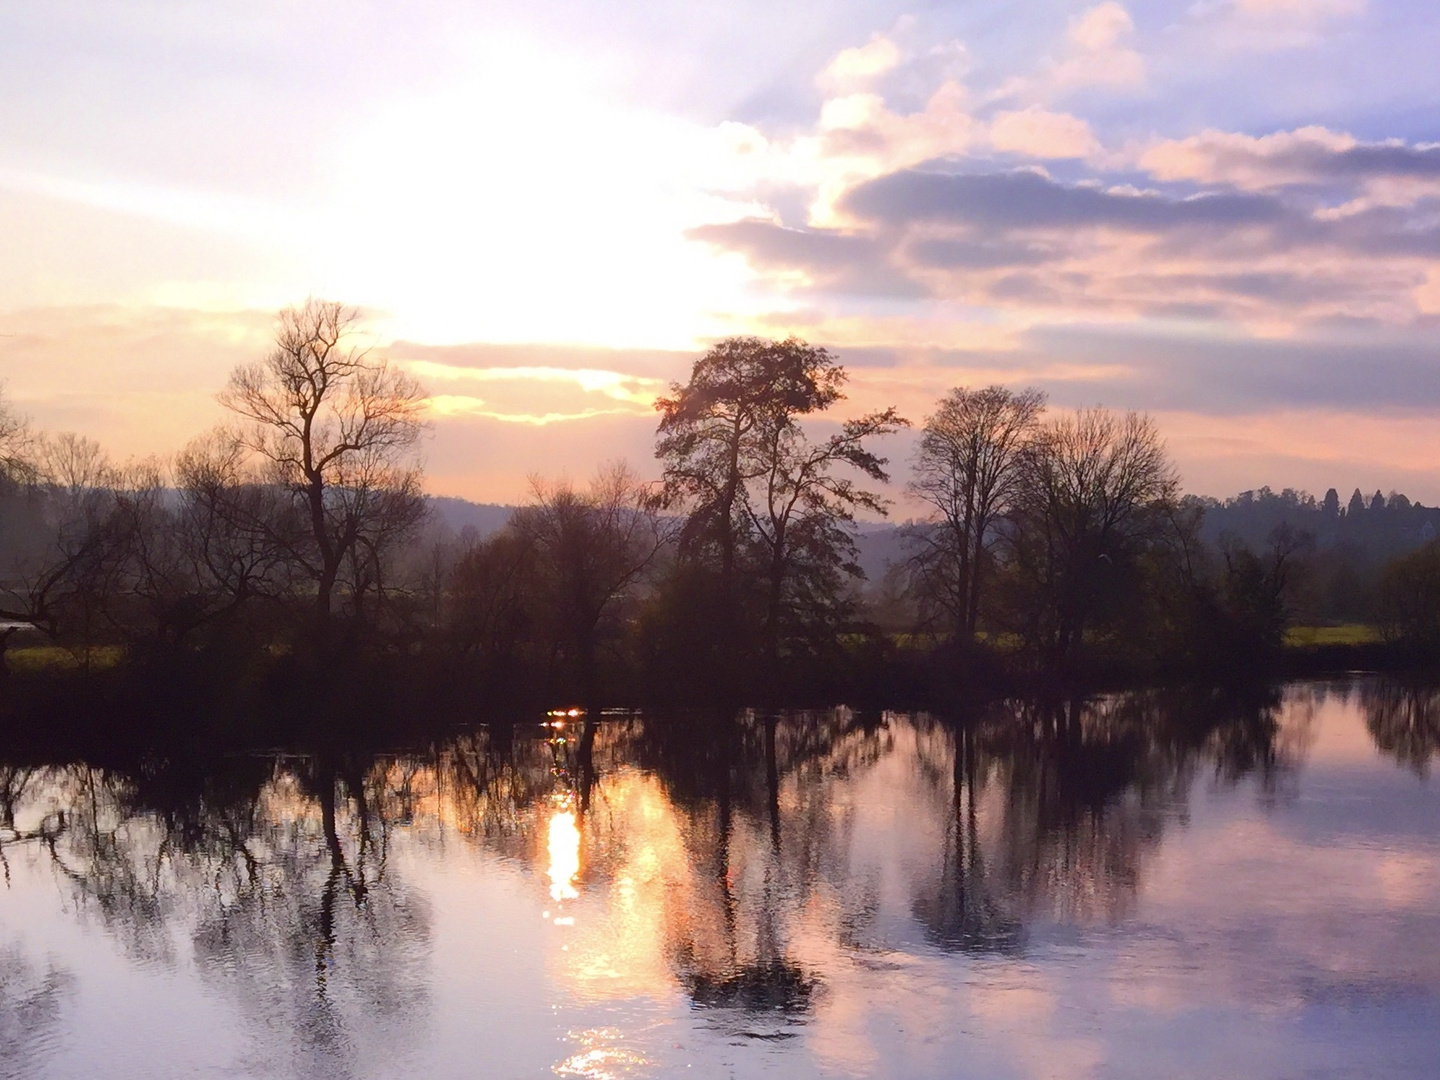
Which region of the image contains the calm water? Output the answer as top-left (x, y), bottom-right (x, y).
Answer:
top-left (2, 681), bottom-right (1439, 1079)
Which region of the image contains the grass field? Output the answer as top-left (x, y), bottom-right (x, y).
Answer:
top-left (6, 645), bottom-right (125, 672)
top-left (1283, 624), bottom-right (1381, 647)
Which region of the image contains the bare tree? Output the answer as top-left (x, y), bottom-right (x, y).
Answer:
top-left (37, 432), bottom-right (113, 497)
top-left (0, 384), bottom-right (35, 485)
top-left (0, 458), bottom-right (165, 658)
top-left (219, 300), bottom-right (428, 643)
top-left (173, 431), bottom-right (300, 631)
top-left (447, 528), bottom-right (541, 676)
top-left (1011, 408), bottom-right (1179, 669)
top-left (511, 463), bottom-right (668, 698)
top-left (907, 386), bottom-right (1045, 642)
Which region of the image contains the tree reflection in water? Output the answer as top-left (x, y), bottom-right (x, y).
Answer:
top-left (7, 756), bottom-right (430, 1079)
top-left (6, 679), bottom-right (1417, 1071)
top-left (1361, 680), bottom-right (1440, 775)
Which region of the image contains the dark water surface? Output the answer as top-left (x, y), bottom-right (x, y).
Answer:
top-left (2, 680), bottom-right (1439, 1079)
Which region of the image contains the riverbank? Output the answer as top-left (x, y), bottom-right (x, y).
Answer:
top-left (2, 626), bottom-right (1436, 758)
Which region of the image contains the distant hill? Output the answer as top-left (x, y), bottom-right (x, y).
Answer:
top-left (426, 496), bottom-right (514, 540)
top-left (1193, 487), bottom-right (1440, 566)
top-left (424, 496), bottom-right (913, 583)
top-left (424, 486), bottom-right (1440, 585)
top-left (853, 523), bottom-right (908, 582)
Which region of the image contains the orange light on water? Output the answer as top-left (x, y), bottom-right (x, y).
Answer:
top-left (548, 807), bottom-right (582, 903)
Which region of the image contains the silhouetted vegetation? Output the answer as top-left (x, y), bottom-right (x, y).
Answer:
top-left (4, 304), bottom-right (1440, 743)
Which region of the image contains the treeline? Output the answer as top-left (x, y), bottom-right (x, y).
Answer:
top-left (1192, 485), bottom-right (1440, 624)
top-left (3, 301), bottom-right (1440, 720)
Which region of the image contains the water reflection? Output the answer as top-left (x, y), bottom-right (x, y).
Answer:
top-left (1, 758), bottom-right (430, 1079)
top-left (1361, 681), bottom-right (1440, 775)
top-left (0, 680), bottom-right (1437, 1079)
top-left (548, 805), bottom-right (581, 905)
top-left (0, 946), bottom-right (73, 1080)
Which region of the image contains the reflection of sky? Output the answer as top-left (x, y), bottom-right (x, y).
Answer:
top-left (1, 684), bottom-right (1438, 1079)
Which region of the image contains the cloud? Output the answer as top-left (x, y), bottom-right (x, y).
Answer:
top-left (806, 80), bottom-right (978, 222)
top-left (0, 303), bottom-right (271, 458)
top-left (843, 169), bottom-right (1287, 232)
top-left (1019, 325), bottom-right (1440, 415)
top-left (832, 329), bottom-right (1440, 498)
top-left (989, 108), bottom-right (1100, 160)
top-left (402, 361), bottom-right (665, 408)
top-left (1139, 127), bottom-right (1440, 206)
top-left (686, 219), bottom-right (927, 297)
top-left (425, 397), bottom-right (647, 425)
top-left (1052, 2), bottom-right (1146, 92)
top-left (0, 165), bottom-right (305, 246)
top-left (689, 159), bottom-right (1440, 327)
top-left (389, 342), bottom-right (684, 427)
top-left (386, 341), bottom-right (691, 379)
top-left (425, 411), bottom-right (662, 501)
top-left (1070, 2), bottom-right (1135, 52)
top-left (829, 325), bottom-right (1440, 421)
top-left (817, 33), bottom-right (903, 93)
top-left (1231, 0), bottom-right (1364, 13)
top-left (982, 2), bottom-right (1145, 107)
top-left (1187, 0), bottom-right (1368, 50)
top-left (1206, 0), bottom-right (1367, 28)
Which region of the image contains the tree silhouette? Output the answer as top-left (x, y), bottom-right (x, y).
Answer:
top-left (1010, 409), bottom-right (1179, 670)
top-left (746, 406), bottom-right (905, 661)
top-left (907, 385), bottom-right (1045, 642)
top-left (0, 384), bottom-right (34, 484)
top-left (219, 301), bottom-right (428, 646)
top-left (655, 336), bottom-right (904, 670)
top-left (656, 338), bottom-right (844, 590)
top-left (509, 464), bottom-right (668, 699)
top-left (1360, 681), bottom-right (1440, 775)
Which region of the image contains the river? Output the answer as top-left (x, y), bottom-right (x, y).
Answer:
top-left (1, 679), bottom-right (1437, 1079)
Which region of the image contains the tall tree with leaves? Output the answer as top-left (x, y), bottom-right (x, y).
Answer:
top-left (655, 336), bottom-right (904, 662)
top-left (655, 337), bottom-right (845, 588)
top-left (748, 407), bottom-right (906, 657)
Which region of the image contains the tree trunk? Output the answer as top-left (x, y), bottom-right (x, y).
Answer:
top-left (575, 619), bottom-right (597, 705)
top-left (308, 476), bottom-right (336, 647)
top-left (719, 415), bottom-right (744, 588)
top-left (965, 543), bottom-right (983, 641)
top-left (315, 562), bottom-right (338, 645)
top-left (765, 544), bottom-right (786, 665)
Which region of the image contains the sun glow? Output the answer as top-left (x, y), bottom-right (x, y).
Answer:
top-left (548, 805), bottom-right (582, 903)
top-left (315, 39), bottom-right (771, 349)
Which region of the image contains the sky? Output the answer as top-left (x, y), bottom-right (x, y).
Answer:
top-left (3, 0), bottom-right (1440, 504)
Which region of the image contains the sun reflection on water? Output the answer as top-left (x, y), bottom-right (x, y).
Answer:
top-left (548, 803), bottom-right (582, 903)
top-left (554, 1029), bottom-right (650, 1078)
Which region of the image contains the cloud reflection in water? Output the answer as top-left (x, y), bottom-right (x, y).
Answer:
top-left (0, 682), bottom-right (1437, 1078)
